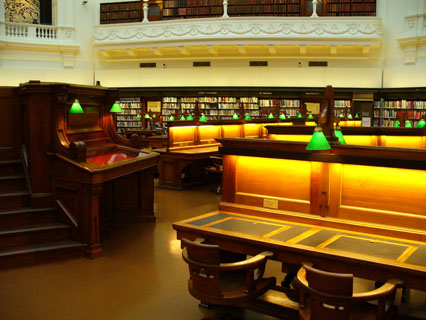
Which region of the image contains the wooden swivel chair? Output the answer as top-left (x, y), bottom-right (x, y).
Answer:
top-left (296, 263), bottom-right (403, 320)
top-left (181, 238), bottom-right (276, 307)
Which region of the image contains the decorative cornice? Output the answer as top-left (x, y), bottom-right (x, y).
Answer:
top-left (93, 17), bottom-right (382, 47)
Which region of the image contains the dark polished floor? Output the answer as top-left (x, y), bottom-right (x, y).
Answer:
top-left (0, 182), bottom-right (425, 320)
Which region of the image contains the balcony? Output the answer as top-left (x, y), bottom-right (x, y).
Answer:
top-left (0, 21), bottom-right (80, 67)
top-left (93, 16), bottom-right (382, 61)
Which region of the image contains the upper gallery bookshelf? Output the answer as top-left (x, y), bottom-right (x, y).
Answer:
top-left (100, 0), bottom-right (376, 23)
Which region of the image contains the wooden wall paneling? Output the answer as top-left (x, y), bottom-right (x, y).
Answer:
top-left (221, 155), bottom-right (236, 204)
top-left (242, 123), bottom-right (261, 138)
top-left (169, 126), bottom-right (197, 147)
top-left (221, 124), bottom-right (243, 138)
top-left (0, 87), bottom-right (21, 159)
top-left (113, 173), bottom-right (139, 211)
top-left (233, 156), bottom-right (311, 213)
top-left (198, 125), bottom-right (221, 144)
top-left (383, 136), bottom-right (425, 149)
top-left (329, 163), bottom-right (426, 231)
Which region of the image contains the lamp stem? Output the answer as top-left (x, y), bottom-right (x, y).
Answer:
top-left (142, 1), bottom-right (149, 23)
top-left (311, 0), bottom-right (319, 18)
top-left (222, 0), bottom-right (229, 18)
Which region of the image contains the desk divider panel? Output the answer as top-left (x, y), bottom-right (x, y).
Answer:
top-left (221, 124), bottom-right (242, 138)
top-left (169, 126), bottom-right (197, 147)
top-left (242, 123), bottom-right (262, 138)
top-left (198, 125), bottom-right (221, 144)
top-left (382, 136), bottom-right (426, 149)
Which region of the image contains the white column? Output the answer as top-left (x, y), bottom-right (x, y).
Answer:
top-left (142, 0), bottom-right (149, 23)
top-left (0, 0), bottom-right (6, 22)
top-left (311, 0), bottom-right (319, 17)
top-left (222, 0), bottom-right (229, 18)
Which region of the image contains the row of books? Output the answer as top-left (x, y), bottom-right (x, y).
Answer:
top-left (374, 100), bottom-right (426, 109)
top-left (100, 2), bottom-right (140, 12)
top-left (228, 5), bottom-right (288, 13)
top-left (164, 0), bottom-right (223, 7)
top-left (328, 0), bottom-right (375, 3)
top-left (229, 0), bottom-right (299, 4)
top-left (335, 100), bottom-right (352, 108)
top-left (100, 11), bottom-right (140, 20)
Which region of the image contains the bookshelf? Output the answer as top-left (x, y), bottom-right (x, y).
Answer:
top-left (373, 100), bottom-right (426, 127)
top-left (334, 99), bottom-right (352, 117)
top-left (218, 97), bottom-right (239, 119)
top-left (280, 99), bottom-right (300, 117)
top-left (326, 0), bottom-right (376, 17)
top-left (240, 97), bottom-right (259, 118)
top-left (259, 99), bottom-right (279, 118)
top-left (180, 97), bottom-right (197, 118)
top-left (199, 96), bottom-right (219, 120)
top-left (100, 1), bottom-right (141, 24)
top-left (116, 98), bottom-right (142, 137)
top-left (163, 0), bottom-right (223, 20)
top-left (162, 96), bottom-right (179, 121)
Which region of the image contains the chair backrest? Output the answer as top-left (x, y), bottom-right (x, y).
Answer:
top-left (299, 264), bottom-right (354, 320)
top-left (182, 238), bottom-right (222, 298)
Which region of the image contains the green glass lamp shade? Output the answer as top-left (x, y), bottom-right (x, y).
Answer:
top-left (355, 114), bottom-right (360, 118)
top-left (199, 113), bottom-right (207, 122)
top-left (179, 115), bottom-right (186, 121)
top-left (308, 114), bottom-right (314, 120)
top-left (268, 113), bottom-right (274, 119)
top-left (244, 114), bottom-right (252, 121)
top-left (347, 114), bottom-right (353, 119)
top-left (70, 99), bottom-right (84, 114)
top-left (394, 120), bottom-right (400, 127)
top-left (339, 114), bottom-right (344, 118)
top-left (187, 114), bottom-right (194, 121)
top-left (136, 114), bottom-right (141, 119)
top-left (232, 113), bottom-right (239, 120)
top-left (405, 120), bottom-right (413, 128)
top-left (334, 127), bottom-right (346, 144)
top-left (416, 119), bottom-right (426, 128)
top-left (144, 113), bottom-right (150, 119)
top-left (279, 113), bottom-right (286, 120)
top-left (306, 127), bottom-right (331, 151)
top-left (169, 115), bottom-right (175, 121)
top-left (297, 113), bottom-right (303, 118)
top-left (152, 114), bottom-right (157, 118)
top-left (109, 101), bottom-right (122, 113)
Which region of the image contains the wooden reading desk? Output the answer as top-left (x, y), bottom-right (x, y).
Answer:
top-left (173, 137), bottom-right (426, 291)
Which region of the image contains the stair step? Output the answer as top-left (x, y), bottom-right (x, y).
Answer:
top-left (0, 240), bottom-right (86, 269)
top-left (0, 160), bottom-right (22, 176)
top-left (0, 207), bottom-right (57, 228)
top-left (0, 175), bottom-right (26, 193)
top-left (0, 223), bottom-right (71, 249)
top-left (0, 192), bottom-right (30, 210)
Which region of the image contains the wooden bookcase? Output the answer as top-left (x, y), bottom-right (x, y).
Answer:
top-left (374, 100), bottom-right (426, 127)
top-left (326, 0), bottom-right (376, 17)
top-left (116, 97), bottom-right (142, 136)
top-left (100, 1), bottom-right (141, 24)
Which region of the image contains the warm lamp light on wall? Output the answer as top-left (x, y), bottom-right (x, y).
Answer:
top-left (69, 99), bottom-right (84, 114)
top-left (109, 101), bottom-right (122, 113)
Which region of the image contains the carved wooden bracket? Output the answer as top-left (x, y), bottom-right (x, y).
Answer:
top-left (69, 141), bottom-right (87, 162)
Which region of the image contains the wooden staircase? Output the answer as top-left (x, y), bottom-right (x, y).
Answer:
top-left (0, 154), bottom-right (85, 269)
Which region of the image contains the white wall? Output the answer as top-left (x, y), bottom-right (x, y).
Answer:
top-left (0, 0), bottom-right (424, 89)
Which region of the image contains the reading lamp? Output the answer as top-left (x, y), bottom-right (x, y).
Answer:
top-left (355, 114), bottom-right (360, 118)
top-left (394, 120), bottom-right (400, 127)
top-left (347, 114), bottom-right (353, 119)
top-left (279, 113), bottom-right (286, 120)
top-left (405, 120), bottom-right (413, 128)
top-left (144, 113), bottom-right (150, 119)
top-left (308, 114), bottom-right (314, 120)
top-left (417, 119), bottom-right (426, 128)
top-left (306, 85), bottom-right (343, 151)
top-left (136, 114), bottom-right (141, 119)
top-left (297, 113), bottom-right (303, 118)
top-left (199, 113), bottom-right (207, 122)
top-left (109, 101), bottom-right (122, 113)
top-left (187, 114), bottom-right (194, 121)
top-left (268, 113), bottom-right (274, 119)
top-left (244, 114), bottom-right (251, 121)
top-left (232, 113), bottom-right (239, 120)
top-left (152, 114), bottom-right (157, 118)
top-left (69, 99), bottom-right (84, 114)
top-left (169, 115), bottom-right (175, 121)
top-left (179, 115), bottom-right (186, 121)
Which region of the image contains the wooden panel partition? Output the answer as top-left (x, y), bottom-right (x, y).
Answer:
top-left (218, 138), bottom-right (426, 242)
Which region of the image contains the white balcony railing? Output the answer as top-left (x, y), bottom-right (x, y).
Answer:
top-left (93, 16), bottom-right (383, 60)
top-left (0, 21), bottom-right (80, 67)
